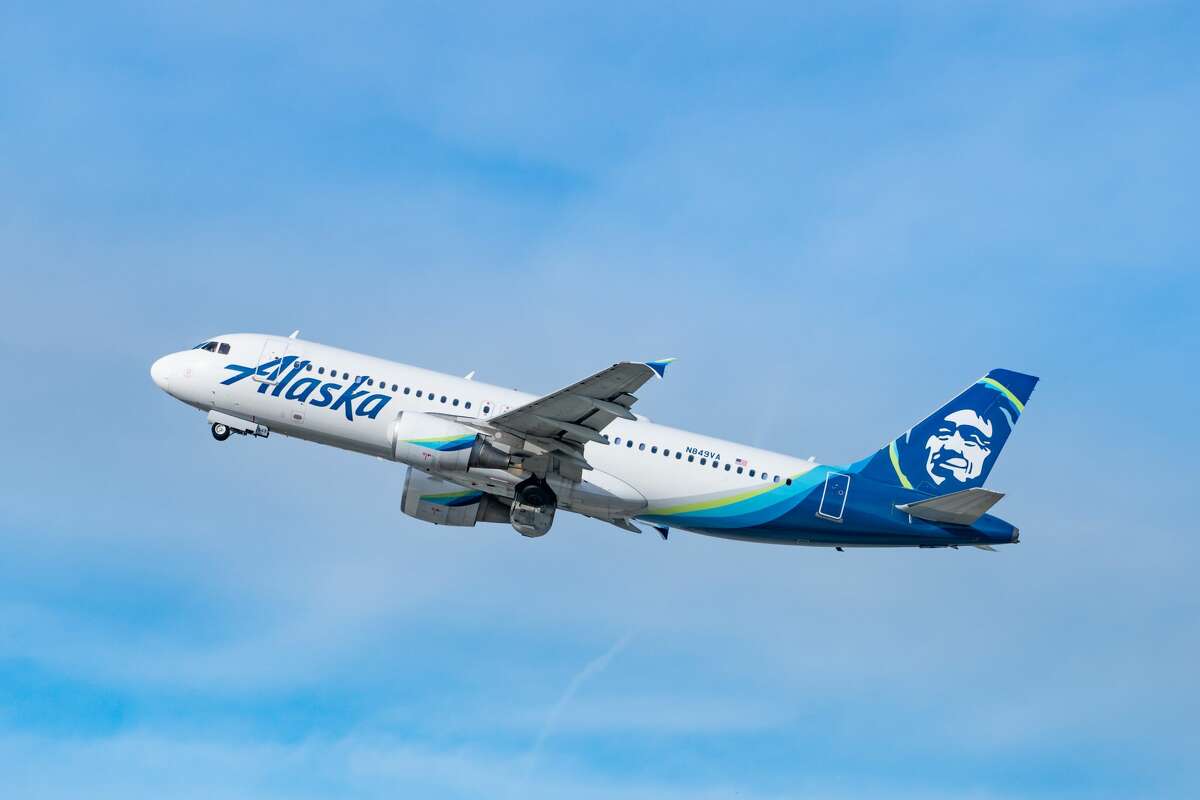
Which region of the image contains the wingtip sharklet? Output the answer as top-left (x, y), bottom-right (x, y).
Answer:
top-left (644, 358), bottom-right (677, 379)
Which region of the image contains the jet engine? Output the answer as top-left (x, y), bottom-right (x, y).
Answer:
top-left (401, 469), bottom-right (510, 527)
top-left (391, 412), bottom-right (512, 472)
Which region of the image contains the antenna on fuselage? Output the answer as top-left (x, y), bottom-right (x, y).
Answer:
top-left (288, 330), bottom-right (300, 339)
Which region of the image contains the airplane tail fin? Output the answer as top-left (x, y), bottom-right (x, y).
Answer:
top-left (852, 369), bottom-right (1038, 496)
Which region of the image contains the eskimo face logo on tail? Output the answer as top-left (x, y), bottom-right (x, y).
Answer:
top-left (220, 356), bottom-right (392, 421)
top-left (922, 409), bottom-right (993, 486)
top-left (893, 378), bottom-right (1025, 492)
top-left (859, 369), bottom-right (1036, 496)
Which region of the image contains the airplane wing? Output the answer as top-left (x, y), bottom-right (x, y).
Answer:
top-left (487, 359), bottom-right (674, 465)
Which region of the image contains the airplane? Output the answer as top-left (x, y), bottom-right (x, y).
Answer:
top-left (150, 332), bottom-right (1038, 549)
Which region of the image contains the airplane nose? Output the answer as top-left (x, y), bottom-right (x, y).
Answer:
top-left (150, 355), bottom-right (172, 390)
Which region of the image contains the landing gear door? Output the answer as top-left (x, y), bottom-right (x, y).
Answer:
top-left (254, 338), bottom-right (291, 384)
top-left (817, 472), bottom-right (851, 522)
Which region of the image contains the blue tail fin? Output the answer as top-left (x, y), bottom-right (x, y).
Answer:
top-left (853, 369), bottom-right (1038, 496)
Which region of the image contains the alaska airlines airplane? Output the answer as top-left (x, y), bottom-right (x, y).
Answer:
top-left (151, 333), bottom-right (1037, 549)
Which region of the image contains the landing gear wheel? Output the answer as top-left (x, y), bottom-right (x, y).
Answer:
top-left (211, 422), bottom-right (231, 442)
top-left (514, 475), bottom-right (556, 509)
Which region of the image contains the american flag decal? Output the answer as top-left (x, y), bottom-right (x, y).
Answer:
top-left (736, 457), bottom-right (748, 466)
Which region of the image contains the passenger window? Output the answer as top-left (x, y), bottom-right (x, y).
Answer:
top-left (737, 467), bottom-right (743, 474)
top-left (464, 401), bottom-right (471, 409)
top-left (725, 463), bottom-right (731, 471)
top-left (713, 461), bottom-right (719, 468)
top-left (342, 372), bottom-right (349, 380)
top-left (614, 437), bottom-right (622, 445)
top-left (440, 395), bottom-right (447, 403)
top-left (638, 443), bottom-right (645, 451)
top-left (786, 478), bottom-right (792, 486)
top-left (218, 343), bottom-right (230, 354)
top-left (700, 457), bottom-right (706, 465)
top-left (305, 363), bottom-right (312, 371)
top-left (663, 449), bottom-right (670, 457)
top-left (688, 455), bottom-right (695, 463)
top-left (626, 440), bottom-right (634, 448)
top-left (367, 379), bottom-right (373, 386)
top-left (675, 452), bottom-right (682, 460)
top-left (318, 367), bottom-right (325, 375)
top-left (416, 390), bottom-right (423, 398)
top-left (762, 472), bottom-right (768, 480)
top-left (404, 387), bottom-right (410, 395)
top-left (773, 475), bottom-right (780, 483)
top-left (391, 384), bottom-right (398, 392)
top-left (651, 446), bottom-right (658, 454)
top-left (452, 399), bottom-right (459, 406)
top-left (483, 406), bottom-right (490, 414)
top-left (749, 469), bottom-right (755, 477)
top-left (428, 393), bottom-right (435, 401)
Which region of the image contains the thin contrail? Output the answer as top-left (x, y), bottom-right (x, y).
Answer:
top-left (526, 632), bottom-right (635, 765)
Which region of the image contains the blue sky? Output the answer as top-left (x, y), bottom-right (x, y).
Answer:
top-left (2, 2), bottom-right (1198, 797)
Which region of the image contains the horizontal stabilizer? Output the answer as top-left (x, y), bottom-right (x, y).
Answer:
top-left (896, 487), bottom-right (1004, 526)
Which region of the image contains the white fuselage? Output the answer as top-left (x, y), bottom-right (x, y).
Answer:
top-left (150, 333), bottom-right (818, 526)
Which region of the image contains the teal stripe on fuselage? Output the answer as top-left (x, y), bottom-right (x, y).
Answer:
top-left (639, 468), bottom-right (832, 530)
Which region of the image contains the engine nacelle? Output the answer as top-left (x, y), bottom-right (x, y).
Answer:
top-left (401, 468), bottom-right (510, 527)
top-left (391, 412), bottom-right (511, 472)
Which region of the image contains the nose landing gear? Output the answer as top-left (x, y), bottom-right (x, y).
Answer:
top-left (206, 412), bottom-right (269, 441)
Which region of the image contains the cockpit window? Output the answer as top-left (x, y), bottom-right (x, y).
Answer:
top-left (218, 343), bottom-right (230, 354)
top-left (192, 341), bottom-right (229, 353)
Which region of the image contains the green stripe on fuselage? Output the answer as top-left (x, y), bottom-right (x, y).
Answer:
top-left (647, 475), bottom-right (799, 517)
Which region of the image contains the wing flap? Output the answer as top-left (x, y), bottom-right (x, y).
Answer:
top-left (489, 360), bottom-right (671, 446)
top-left (896, 487), bottom-right (1005, 526)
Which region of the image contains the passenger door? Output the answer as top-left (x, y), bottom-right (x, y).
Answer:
top-left (254, 338), bottom-right (292, 384)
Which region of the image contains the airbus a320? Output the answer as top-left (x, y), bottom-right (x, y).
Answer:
top-left (151, 333), bottom-right (1037, 549)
